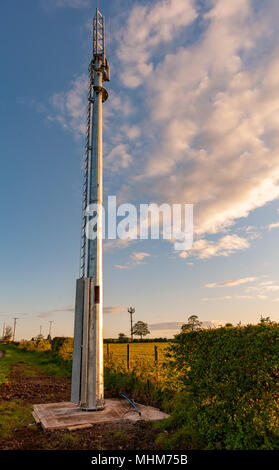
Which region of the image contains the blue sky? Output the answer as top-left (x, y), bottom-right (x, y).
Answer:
top-left (1, 0), bottom-right (279, 340)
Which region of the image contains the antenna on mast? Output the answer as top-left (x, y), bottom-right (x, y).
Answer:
top-left (93, 9), bottom-right (110, 81)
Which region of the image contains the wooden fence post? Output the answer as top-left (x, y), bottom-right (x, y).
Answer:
top-left (127, 343), bottom-right (130, 370)
top-left (154, 345), bottom-right (158, 365)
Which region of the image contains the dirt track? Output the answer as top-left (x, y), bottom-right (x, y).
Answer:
top-left (0, 354), bottom-right (162, 450)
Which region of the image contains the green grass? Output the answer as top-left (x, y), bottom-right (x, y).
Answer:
top-left (0, 400), bottom-right (34, 438)
top-left (0, 344), bottom-right (71, 382)
top-left (0, 344), bottom-right (22, 384)
top-left (0, 343), bottom-right (72, 445)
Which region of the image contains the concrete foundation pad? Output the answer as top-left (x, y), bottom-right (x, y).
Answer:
top-left (33, 399), bottom-right (169, 431)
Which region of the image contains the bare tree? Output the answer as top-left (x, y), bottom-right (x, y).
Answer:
top-left (2, 325), bottom-right (13, 343)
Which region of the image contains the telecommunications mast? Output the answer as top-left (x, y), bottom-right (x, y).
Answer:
top-left (71, 9), bottom-right (110, 411)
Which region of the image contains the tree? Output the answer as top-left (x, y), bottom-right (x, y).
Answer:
top-left (181, 315), bottom-right (202, 333)
top-left (132, 321), bottom-right (150, 340)
top-left (225, 323), bottom-right (233, 328)
top-left (35, 333), bottom-right (44, 343)
top-left (259, 316), bottom-right (272, 324)
top-left (118, 333), bottom-right (128, 342)
top-left (2, 325), bottom-right (13, 343)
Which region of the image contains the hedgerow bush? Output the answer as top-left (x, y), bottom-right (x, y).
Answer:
top-left (51, 337), bottom-right (70, 355)
top-left (19, 339), bottom-right (51, 352)
top-left (58, 338), bottom-right (73, 361)
top-left (166, 323), bottom-right (279, 449)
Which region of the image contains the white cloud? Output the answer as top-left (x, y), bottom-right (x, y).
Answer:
top-left (104, 306), bottom-right (125, 315)
top-left (259, 281), bottom-right (275, 286)
top-left (179, 234), bottom-right (250, 260)
top-left (130, 252), bottom-right (150, 262)
top-left (268, 222), bottom-right (279, 231)
top-left (114, 0), bottom-right (279, 255)
top-left (235, 295), bottom-right (253, 299)
top-left (104, 144), bottom-right (132, 171)
top-left (116, 0), bottom-right (197, 88)
top-left (263, 285), bottom-right (279, 292)
top-left (205, 276), bottom-right (257, 288)
top-left (203, 296), bottom-right (232, 301)
top-left (149, 322), bottom-right (183, 331)
top-left (45, 1), bottom-right (279, 262)
top-left (149, 320), bottom-right (219, 331)
top-left (203, 294), bottom-right (267, 301)
top-left (37, 305), bottom-right (74, 318)
top-left (115, 251), bottom-right (151, 270)
top-left (121, 125), bottom-right (141, 140)
top-left (114, 264), bottom-right (132, 270)
top-left (48, 74), bottom-right (88, 139)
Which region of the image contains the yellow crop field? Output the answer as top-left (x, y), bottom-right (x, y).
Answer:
top-left (103, 342), bottom-right (173, 389)
top-left (104, 342), bottom-right (169, 365)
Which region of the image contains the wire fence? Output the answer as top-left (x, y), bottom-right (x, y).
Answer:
top-left (104, 342), bottom-right (169, 370)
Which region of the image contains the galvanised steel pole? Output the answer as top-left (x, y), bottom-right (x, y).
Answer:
top-left (83, 54), bottom-right (104, 410)
top-left (71, 9), bottom-right (110, 411)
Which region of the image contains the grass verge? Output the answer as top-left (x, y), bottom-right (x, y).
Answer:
top-left (0, 344), bottom-right (71, 384)
top-left (0, 400), bottom-right (34, 439)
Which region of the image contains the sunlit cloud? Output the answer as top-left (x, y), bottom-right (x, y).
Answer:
top-left (104, 306), bottom-right (125, 315)
top-left (267, 222), bottom-right (279, 231)
top-left (205, 277), bottom-right (257, 288)
top-left (115, 251), bottom-right (151, 270)
top-left (114, 0), bottom-right (279, 254)
top-left (202, 296), bottom-right (233, 301)
top-left (44, 0), bottom-right (279, 263)
top-left (37, 305), bottom-right (74, 319)
top-left (179, 235), bottom-right (250, 260)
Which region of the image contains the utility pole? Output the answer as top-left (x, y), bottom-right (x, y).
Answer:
top-left (13, 318), bottom-right (18, 342)
top-left (2, 322), bottom-right (5, 339)
top-left (40, 325), bottom-right (42, 337)
top-left (127, 307), bottom-right (135, 342)
top-left (71, 8), bottom-right (110, 411)
top-left (48, 321), bottom-right (54, 338)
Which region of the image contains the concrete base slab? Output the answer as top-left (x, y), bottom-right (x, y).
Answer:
top-left (33, 399), bottom-right (169, 431)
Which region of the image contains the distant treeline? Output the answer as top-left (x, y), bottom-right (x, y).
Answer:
top-left (104, 337), bottom-right (170, 343)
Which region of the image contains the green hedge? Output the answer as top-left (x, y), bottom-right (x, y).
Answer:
top-left (167, 324), bottom-right (279, 449)
top-left (51, 337), bottom-right (70, 355)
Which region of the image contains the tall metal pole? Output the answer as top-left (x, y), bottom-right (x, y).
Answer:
top-left (128, 307), bottom-right (135, 342)
top-left (71, 8), bottom-right (110, 411)
top-left (13, 318), bottom-right (18, 341)
top-left (49, 321), bottom-right (54, 338)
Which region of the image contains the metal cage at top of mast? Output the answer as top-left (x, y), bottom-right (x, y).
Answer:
top-left (93, 9), bottom-right (105, 59)
top-left (93, 9), bottom-right (110, 81)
